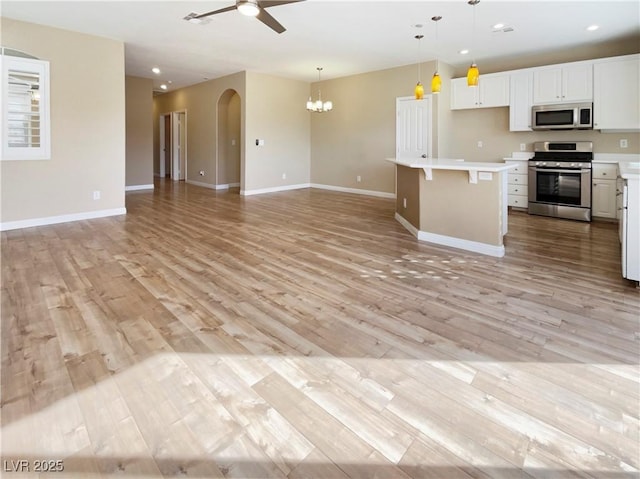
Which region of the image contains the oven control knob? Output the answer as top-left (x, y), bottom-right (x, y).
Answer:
top-left (555, 162), bottom-right (560, 166)
top-left (571, 163), bottom-right (576, 167)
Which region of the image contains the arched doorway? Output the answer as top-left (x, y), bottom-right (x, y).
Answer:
top-left (217, 89), bottom-right (241, 191)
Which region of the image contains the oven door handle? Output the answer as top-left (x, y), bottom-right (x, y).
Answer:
top-left (529, 167), bottom-right (591, 174)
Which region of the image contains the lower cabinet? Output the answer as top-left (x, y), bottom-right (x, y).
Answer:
top-left (506, 160), bottom-right (528, 208)
top-left (592, 163), bottom-right (618, 219)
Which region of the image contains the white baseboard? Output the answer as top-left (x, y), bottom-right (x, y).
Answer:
top-left (187, 180), bottom-right (241, 190)
top-left (213, 182), bottom-right (241, 190)
top-left (186, 179), bottom-right (217, 190)
top-left (395, 212), bottom-right (505, 257)
top-left (311, 183), bottom-right (395, 199)
top-left (241, 183), bottom-right (311, 196)
top-left (125, 184), bottom-right (154, 192)
top-left (1, 207), bottom-right (127, 232)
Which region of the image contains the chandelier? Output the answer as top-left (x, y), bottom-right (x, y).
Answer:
top-left (306, 67), bottom-right (333, 113)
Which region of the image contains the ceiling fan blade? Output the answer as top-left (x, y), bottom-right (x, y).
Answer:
top-left (195, 5), bottom-right (237, 19)
top-left (256, 7), bottom-right (286, 33)
top-left (260, 0), bottom-right (305, 7)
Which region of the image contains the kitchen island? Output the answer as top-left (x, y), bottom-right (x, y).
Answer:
top-left (386, 158), bottom-right (517, 257)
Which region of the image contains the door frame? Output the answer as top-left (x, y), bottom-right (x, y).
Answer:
top-left (158, 109), bottom-right (187, 180)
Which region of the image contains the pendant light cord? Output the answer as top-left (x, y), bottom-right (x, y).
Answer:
top-left (415, 34), bottom-right (424, 83)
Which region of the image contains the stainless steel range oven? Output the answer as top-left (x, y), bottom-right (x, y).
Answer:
top-left (528, 141), bottom-right (593, 222)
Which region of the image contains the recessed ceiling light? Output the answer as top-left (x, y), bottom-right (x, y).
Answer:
top-left (160, 84), bottom-right (168, 90)
top-left (493, 23), bottom-right (505, 29)
top-left (586, 25), bottom-right (599, 31)
top-left (459, 49), bottom-right (469, 55)
top-left (152, 67), bottom-right (161, 74)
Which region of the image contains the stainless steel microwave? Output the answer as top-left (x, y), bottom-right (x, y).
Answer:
top-left (531, 102), bottom-right (593, 130)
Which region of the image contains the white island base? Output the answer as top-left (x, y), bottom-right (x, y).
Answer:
top-left (387, 158), bottom-right (517, 257)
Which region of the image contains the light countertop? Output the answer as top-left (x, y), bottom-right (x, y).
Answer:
top-left (619, 162), bottom-right (640, 180)
top-left (386, 157), bottom-right (517, 173)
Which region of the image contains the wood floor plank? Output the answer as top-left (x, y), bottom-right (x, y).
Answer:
top-left (1, 180), bottom-right (638, 478)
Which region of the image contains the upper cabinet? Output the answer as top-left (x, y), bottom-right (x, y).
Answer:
top-left (593, 55), bottom-right (640, 131)
top-left (451, 73), bottom-right (510, 110)
top-left (532, 62), bottom-right (593, 104)
top-left (509, 70), bottom-right (533, 132)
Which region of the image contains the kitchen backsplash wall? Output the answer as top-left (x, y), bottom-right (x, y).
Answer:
top-left (447, 107), bottom-right (640, 162)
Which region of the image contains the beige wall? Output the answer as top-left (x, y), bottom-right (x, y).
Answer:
top-left (310, 61), bottom-right (442, 194)
top-left (396, 165), bottom-right (420, 229)
top-left (244, 72), bottom-right (310, 192)
top-left (447, 107), bottom-right (640, 162)
top-left (420, 169), bottom-right (503, 247)
top-left (125, 76), bottom-right (153, 187)
top-left (217, 90), bottom-right (241, 186)
top-left (0, 18), bottom-right (125, 223)
top-left (153, 71), bottom-right (309, 193)
top-left (153, 72), bottom-right (245, 187)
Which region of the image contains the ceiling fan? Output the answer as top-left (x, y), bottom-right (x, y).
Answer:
top-left (194, 0), bottom-right (305, 34)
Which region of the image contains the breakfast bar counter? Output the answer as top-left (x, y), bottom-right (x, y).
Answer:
top-left (386, 158), bottom-right (517, 257)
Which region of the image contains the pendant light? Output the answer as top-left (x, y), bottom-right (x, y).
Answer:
top-left (414, 34), bottom-right (424, 100)
top-left (306, 67), bottom-right (333, 113)
top-left (467, 0), bottom-right (480, 87)
top-left (431, 16), bottom-right (442, 94)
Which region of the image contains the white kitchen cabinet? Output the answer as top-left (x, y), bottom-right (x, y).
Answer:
top-left (451, 73), bottom-right (510, 110)
top-left (593, 54), bottom-right (640, 131)
top-left (592, 179), bottom-right (617, 219)
top-left (592, 163), bottom-right (618, 219)
top-left (532, 62), bottom-right (593, 104)
top-left (509, 70), bottom-right (533, 131)
top-left (505, 160), bottom-right (528, 208)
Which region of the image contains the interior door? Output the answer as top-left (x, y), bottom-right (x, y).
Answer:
top-left (396, 96), bottom-right (432, 161)
top-left (164, 115), bottom-right (171, 177)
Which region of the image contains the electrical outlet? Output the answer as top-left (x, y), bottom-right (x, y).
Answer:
top-left (92, 190), bottom-right (100, 200)
top-left (403, 198), bottom-right (407, 208)
top-left (477, 141), bottom-right (483, 148)
top-left (282, 173), bottom-right (286, 180)
top-left (199, 170), bottom-right (205, 176)
top-left (357, 175), bottom-right (362, 182)
top-left (520, 143), bottom-right (526, 151)
top-left (620, 139), bottom-right (628, 148)
top-left (231, 139), bottom-right (236, 146)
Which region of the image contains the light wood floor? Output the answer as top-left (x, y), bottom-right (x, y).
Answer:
top-left (2, 179), bottom-right (639, 478)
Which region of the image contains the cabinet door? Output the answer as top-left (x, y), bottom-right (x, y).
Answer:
top-left (479, 74), bottom-right (510, 108)
top-left (450, 77), bottom-right (478, 110)
top-left (562, 63), bottom-right (593, 102)
top-left (509, 71), bottom-right (533, 131)
top-left (533, 68), bottom-right (562, 104)
top-left (592, 179), bottom-right (617, 219)
top-left (594, 56), bottom-right (640, 130)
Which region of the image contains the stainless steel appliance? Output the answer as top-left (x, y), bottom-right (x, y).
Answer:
top-left (528, 141), bottom-right (593, 222)
top-left (531, 102), bottom-right (593, 130)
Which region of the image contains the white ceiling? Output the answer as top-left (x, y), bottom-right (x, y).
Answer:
top-left (2, 1), bottom-right (639, 92)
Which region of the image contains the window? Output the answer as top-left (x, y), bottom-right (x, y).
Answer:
top-left (1, 49), bottom-right (50, 160)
